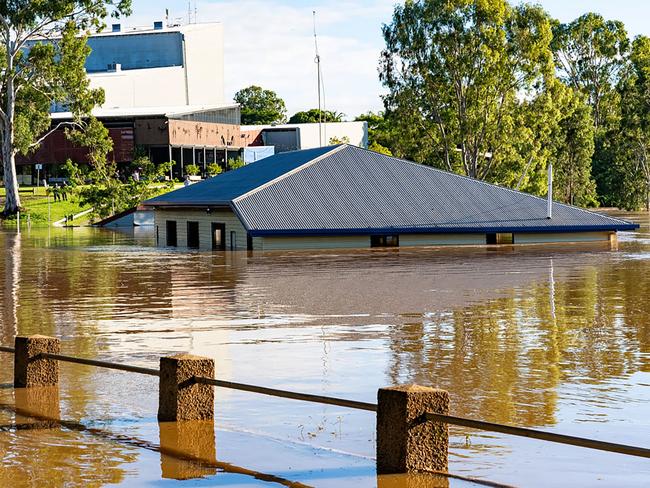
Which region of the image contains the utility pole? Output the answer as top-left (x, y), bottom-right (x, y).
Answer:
top-left (313, 11), bottom-right (322, 146)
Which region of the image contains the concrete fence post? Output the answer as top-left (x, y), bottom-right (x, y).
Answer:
top-left (376, 384), bottom-right (450, 474)
top-left (14, 335), bottom-right (61, 388)
top-left (158, 354), bottom-right (215, 421)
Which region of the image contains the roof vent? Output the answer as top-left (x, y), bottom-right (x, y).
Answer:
top-left (111, 23), bottom-right (121, 32)
top-left (153, 21), bottom-right (164, 30)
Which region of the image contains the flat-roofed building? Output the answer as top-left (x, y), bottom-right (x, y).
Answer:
top-left (17, 104), bottom-right (245, 182)
top-left (144, 145), bottom-right (638, 251)
top-left (54, 22), bottom-right (224, 110)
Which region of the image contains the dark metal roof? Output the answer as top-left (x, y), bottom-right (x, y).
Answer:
top-left (145, 144), bottom-right (638, 236)
top-left (145, 145), bottom-right (337, 206)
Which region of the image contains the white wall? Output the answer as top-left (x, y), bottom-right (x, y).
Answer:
top-left (89, 23), bottom-right (224, 109)
top-left (90, 66), bottom-right (187, 108)
top-left (241, 121), bottom-right (369, 150)
top-left (296, 121), bottom-right (368, 149)
top-left (183, 23), bottom-right (224, 106)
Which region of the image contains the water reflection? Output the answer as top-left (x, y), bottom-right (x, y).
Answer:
top-left (0, 215), bottom-right (649, 486)
top-left (159, 420), bottom-right (217, 479)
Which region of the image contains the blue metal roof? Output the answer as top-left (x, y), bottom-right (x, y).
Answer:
top-left (145, 145), bottom-right (337, 206)
top-left (145, 144), bottom-right (638, 236)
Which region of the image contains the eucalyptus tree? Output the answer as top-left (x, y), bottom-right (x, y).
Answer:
top-left (380, 0), bottom-right (554, 182)
top-left (552, 13), bottom-right (628, 132)
top-left (0, 0), bottom-right (130, 216)
top-left (614, 36), bottom-right (650, 210)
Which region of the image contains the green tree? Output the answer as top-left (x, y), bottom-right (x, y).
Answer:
top-left (185, 163), bottom-right (200, 176)
top-left (612, 36), bottom-right (650, 210)
top-left (355, 111), bottom-right (395, 154)
top-left (206, 162), bottom-right (223, 176)
top-left (288, 109), bottom-right (343, 124)
top-left (368, 141), bottom-right (393, 156)
top-left (234, 85), bottom-right (287, 125)
top-left (228, 157), bottom-right (246, 170)
top-left (328, 136), bottom-right (349, 145)
top-left (380, 0), bottom-right (554, 181)
top-left (551, 13), bottom-right (629, 205)
top-left (0, 0), bottom-right (131, 216)
top-left (65, 123), bottom-right (173, 218)
top-left (550, 85), bottom-right (597, 207)
top-left (552, 13), bottom-right (628, 132)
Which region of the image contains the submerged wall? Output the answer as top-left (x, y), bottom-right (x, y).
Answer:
top-left (152, 211), bottom-right (615, 251)
top-left (154, 208), bottom-right (248, 251)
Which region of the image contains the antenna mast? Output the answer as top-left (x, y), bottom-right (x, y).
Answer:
top-left (313, 11), bottom-right (322, 146)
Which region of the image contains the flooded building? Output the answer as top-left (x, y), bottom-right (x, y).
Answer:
top-left (144, 144), bottom-right (638, 251)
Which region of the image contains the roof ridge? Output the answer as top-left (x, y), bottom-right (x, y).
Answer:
top-left (233, 145), bottom-right (346, 204)
top-left (350, 145), bottom-right (633, 227)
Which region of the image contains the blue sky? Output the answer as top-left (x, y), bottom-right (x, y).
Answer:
top-left (124, 1), bottom-right (650, 119)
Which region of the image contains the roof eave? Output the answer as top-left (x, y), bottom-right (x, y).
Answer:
top-left (247, 224), bottom-right (638, 237)
top-left (142, 202), bottom-right (232, 209)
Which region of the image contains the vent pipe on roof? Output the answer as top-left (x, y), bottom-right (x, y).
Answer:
top-left (547, 163), bottom-right (553, 219)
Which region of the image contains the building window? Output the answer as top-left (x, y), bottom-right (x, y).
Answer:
top-left (371, 235), bottom-right (399, 247)
top-left (230, 231), bottom-right (237, 251)
top-left (187, 221), bottom-right (200, 248)
top-left (486, 233), bottom-right (514, 245)
top-left (166, 221), bottom-right (177, 247)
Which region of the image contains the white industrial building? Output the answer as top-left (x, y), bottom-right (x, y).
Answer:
top-left (53, 21), bottom-right (224, 111)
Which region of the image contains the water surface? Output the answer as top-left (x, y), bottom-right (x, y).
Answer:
top-left (0, 213), bottom-right (649, 487)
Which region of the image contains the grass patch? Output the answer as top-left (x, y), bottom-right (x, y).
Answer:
top-left (1, 192), bottom-right (89, 226)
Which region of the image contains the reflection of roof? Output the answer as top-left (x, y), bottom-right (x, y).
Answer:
top-left (50, 104), bottom-right (239, 120)
top-left (144, 144), bottom-right (638, 236)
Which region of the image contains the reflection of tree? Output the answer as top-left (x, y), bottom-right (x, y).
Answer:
top-left (1, 232), bottom-right (20, 344)
top-left (386, 255), bottom-right (650, 428)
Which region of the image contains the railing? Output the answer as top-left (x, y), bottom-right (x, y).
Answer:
top-left (1, 336), bottom-right (649, 482)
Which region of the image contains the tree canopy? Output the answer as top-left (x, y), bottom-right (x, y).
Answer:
top-left (379, 0), bottom-right (650, 209)
top-left (234, 85), bottom-right (287, 125)
top-left (288, 109), bottom-right (343, 124)
top-left (1, 0), bottom-right (131, 216)
top-left (381, 0), bottom-right (554, 181)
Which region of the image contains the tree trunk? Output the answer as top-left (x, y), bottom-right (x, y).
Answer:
top-left (2, 145), bottom-right (20, 215)
top-left (2, 37), bottom-right (20, 216)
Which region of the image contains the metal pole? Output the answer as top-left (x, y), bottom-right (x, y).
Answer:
top-left (168, 145), bottom-right (173, 181)
top-left (313, 11), bottom-right (322, 147)
top-left (547, 163), bottom-right (553, 219)
top-left (180, 146), bottom-right (184, 177)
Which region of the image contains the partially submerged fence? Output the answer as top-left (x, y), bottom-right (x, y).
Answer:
top-left (1, 335), bottom-right (649, 476)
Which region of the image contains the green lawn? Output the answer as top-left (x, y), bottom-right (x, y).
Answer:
top-left (1, 188), bottom-right (89, 226)
top-left (2, 182), bottom-right (180, 227)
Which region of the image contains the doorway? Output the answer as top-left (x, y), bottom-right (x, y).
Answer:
top-left (187, 221), bottom-right (199, 248)
top-left (211, 223), bottom-right (226, 250)
top-left (166, 221), bottom-right (177, 247)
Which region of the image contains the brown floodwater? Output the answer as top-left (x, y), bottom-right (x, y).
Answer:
top-left (0, 212), bottom-right (649, 487)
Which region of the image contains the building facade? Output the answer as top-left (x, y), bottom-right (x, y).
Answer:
top-left (55, 22), bottom-right (224, 110)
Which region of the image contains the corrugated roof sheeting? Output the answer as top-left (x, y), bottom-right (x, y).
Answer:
top-left (233, 145), bottom-right (635, 233)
